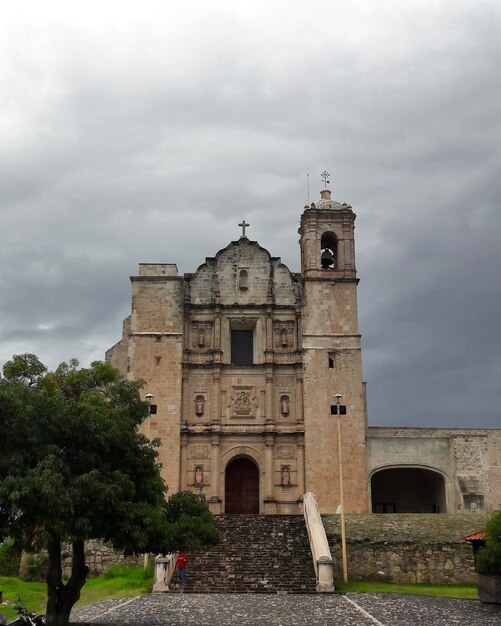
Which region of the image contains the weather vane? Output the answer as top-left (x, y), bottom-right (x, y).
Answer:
top-left (321, 171), bottom-right (330, 188)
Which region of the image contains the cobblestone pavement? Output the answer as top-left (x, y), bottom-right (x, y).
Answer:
top-left (72, 592), bottom-right (501, 626)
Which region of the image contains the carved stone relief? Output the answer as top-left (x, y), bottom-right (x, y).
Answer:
top-left (188, 444), bottom-right (210, 459)
top-left (274, 375), bottom-right (295, 389)
top-left (192, 376), bottom-right (211, 387)
top-left (276, 445), bottom-right (295, 459)
top-left (229, 387), bottom-right (256, 417)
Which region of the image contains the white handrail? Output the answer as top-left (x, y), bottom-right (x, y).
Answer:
top-left (303, 492), bottom-right (334, 592)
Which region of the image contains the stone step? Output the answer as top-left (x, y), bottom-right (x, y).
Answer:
top-left (180, 515), bottom-right (317, 594)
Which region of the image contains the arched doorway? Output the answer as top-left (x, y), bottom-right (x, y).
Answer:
top-left (371, 467), bottom-right (447, 513)
top-left (225, 458), bottom-right (259, 514)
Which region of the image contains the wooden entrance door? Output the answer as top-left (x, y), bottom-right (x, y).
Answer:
top-left (225, 458), bottom-right (259, 514)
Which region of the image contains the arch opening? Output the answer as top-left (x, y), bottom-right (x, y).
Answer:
top-left (371, 467), bottom-right (447, 513)
top-left (225, 457), bottom-right (260, 514)
top-left (320, 231), bottom-right (337, 269)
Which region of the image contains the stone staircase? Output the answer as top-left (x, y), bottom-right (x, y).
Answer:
top-left (174, 515), bottom-right (317, 593)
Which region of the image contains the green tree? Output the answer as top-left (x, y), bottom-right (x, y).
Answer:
top-left (476, 511), bottom-right (501, 574)
top-left (0, 354), bottom-right (218, 625)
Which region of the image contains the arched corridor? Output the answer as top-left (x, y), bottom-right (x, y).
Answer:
top-left (371, 467), bottom-right (447, 513)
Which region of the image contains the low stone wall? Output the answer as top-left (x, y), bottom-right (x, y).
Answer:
top-left (323, 513), bottom-right (488, 584)
top-left (62, 541), bottom-right (143, 577)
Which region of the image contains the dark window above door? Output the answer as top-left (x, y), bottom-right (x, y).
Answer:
top-left (231, 330), bottom-right (253, 365)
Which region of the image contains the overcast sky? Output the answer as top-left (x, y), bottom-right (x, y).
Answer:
top-left (1, 1), bottom-right (500, 428)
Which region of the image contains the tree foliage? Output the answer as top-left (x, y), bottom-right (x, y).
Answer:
top-left (0, 354), bottom-right (219, 625)
top-left (164, 491), bottom-right (220, 552)
top-left (476, 511), bottom-right (501, 574)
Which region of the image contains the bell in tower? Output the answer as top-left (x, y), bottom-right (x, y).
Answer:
top-left (320, 247), bottom-right (334, 269)
top-left (298, 185), bottom-right (355, 279)
top-left (320, 231), bottom-right (337, 269)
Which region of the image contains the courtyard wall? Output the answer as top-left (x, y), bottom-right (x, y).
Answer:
top-left (323, 513), bottom-right (488, 584)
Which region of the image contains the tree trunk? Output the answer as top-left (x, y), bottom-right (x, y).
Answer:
top-left (45, 534), bottom-right (89, 626)
top-left (45, 531), bottom-right (62, 625)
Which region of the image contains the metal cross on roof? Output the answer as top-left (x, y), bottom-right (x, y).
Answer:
top-left (321, 171), bottom-right (330, 188)
top-left (238, 220), bottom-right (250, 238)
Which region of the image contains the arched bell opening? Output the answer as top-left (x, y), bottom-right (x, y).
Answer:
top-left (320, 231), bottom-right (337, 269)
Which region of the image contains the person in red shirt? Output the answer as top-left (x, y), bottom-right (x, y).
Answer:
top-left (176, 552), bottom-right (188, 585)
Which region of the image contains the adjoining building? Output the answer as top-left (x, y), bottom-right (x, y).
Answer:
top-left (106, 188), bottom-right (501, 514)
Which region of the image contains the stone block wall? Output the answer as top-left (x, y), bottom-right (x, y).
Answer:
top-left (323, 513), bottom-right (488, 584)
top-left (301, 279), bottom-right (368, 513)
top-left (62, 541), bottom-right (142, 578)
top-left (487, 431), bottom-right (501, 510)
top-left (332, 542), bottom-right (474, 584)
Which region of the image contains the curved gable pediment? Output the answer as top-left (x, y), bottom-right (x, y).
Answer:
top-left (186, 239), bottom-right (298, 306)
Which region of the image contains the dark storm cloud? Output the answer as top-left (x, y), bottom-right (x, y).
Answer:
top-left (0, 1), bottom-right (500, 428)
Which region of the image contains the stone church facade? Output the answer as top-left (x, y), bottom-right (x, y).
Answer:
top-left (106, 189), bottom-right (501, 515)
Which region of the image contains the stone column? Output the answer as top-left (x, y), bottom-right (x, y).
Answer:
top-left (338, 238), bottom-right (346, 271)
top-left (296, 309), bottom-right (302, 351)
top-left (183, 317), bottom-right (190, 347)
top-left (266, 373), bottom-right (273, 423)
top-left (214, 311), bottom-right (221, 350)
top-left (220, 390), bottom-right (227, 421)
top-left (212, 371), bottom-right (221, 424)
top-left (260, 389), bottom-right (266, 420)
top-left (266, 313), bottom-right (273, 350)
top-left (296, 376), bottom-right (304, 425)
top-left (264, 311), bottom-right (274, 365)
top-left (265, 433), bottom-right (275, 499)
top-left (210, 433), bottom-right (221, 513)
top-left (180, 435), bottom-right (188, 490)
top-left (182, 376), bottom-right (189, 423)
top-left (297, 440), bottom-right (305, 496)
top-left (343, 220), bottom-right (354, 270)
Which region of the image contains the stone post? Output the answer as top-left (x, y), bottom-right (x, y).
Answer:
top-left (153, 554), bottom-right (177, 592)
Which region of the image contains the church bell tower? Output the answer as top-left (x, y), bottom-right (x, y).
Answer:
top-left (299, 187), bottom-right (368, 513)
